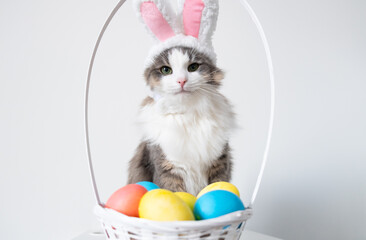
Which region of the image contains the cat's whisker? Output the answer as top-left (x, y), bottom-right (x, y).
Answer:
top-left (197, 87), bottom-right (222, 98)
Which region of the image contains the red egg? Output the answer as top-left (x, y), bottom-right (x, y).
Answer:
top-left (105, 184), bottom-right (147, 217)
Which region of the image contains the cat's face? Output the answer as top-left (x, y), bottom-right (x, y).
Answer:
top-left (144, 47), bottom-right (224, 98)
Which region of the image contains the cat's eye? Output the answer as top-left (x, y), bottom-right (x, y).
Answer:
top-left (188, 63), bottom-right (200, 72)
top-left (160, 66), bottom-right (172, 75)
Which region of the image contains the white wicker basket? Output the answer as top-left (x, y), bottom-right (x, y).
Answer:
top-left (95, 205), bottom-right (252, 240)
top-left (84, 1), bottom-right (275, 240)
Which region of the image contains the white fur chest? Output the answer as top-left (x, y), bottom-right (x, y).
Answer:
top-left (137, 93), bottom-right (235, 195)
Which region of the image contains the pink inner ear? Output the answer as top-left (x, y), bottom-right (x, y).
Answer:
top-left (141, 2), bottom-right (175, 42)
top-left (183, 0), bottom-right (205, 38)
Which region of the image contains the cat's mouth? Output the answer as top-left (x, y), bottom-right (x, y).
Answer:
top-left (175, 89), bottom-right (191, 95)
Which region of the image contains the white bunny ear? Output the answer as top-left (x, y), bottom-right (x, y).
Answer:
top-left (183, 0), bottom-right (219, 43)
top-left (134, 0), bottom-right (177, 42)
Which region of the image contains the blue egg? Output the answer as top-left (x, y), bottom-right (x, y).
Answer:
top-left (136, 181), bottom-right (160, 191)
top-left (194, 190), bottom-right (245, 220)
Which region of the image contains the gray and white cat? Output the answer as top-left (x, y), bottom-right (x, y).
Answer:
top-left (128, 46), bottom-right (236, 196)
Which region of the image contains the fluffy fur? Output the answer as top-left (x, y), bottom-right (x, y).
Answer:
top-left (128, 47), bottom-right (236, 195)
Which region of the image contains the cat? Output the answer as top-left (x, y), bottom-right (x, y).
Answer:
top-left (127, 46), bottom-right (236, 196)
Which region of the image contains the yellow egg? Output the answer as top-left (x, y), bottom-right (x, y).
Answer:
top-left (197, 182), bottom-right (240, 199)
top-left (174, 192), bottom-right (196, 211)
top-left (138, 189), bottom-right (195, 221)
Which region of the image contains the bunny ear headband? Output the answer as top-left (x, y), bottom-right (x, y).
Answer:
top-left (134, 0), bottom-right (219, 66)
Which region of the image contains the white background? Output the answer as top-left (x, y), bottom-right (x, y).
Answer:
top-left (0, 0), bottom-right (365, 239)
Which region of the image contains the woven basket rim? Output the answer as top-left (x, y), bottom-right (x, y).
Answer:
top-left (95, 205), bottom-right (253, 232)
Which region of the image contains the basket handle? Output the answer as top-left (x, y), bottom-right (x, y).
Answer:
top-left (237, 0), bottom-right (276, 208)
top-left (85, 0), bottom-right (127, 206)
top-left (84, 0), bottom-right (275, 207)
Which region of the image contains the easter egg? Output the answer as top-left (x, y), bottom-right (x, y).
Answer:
top-left (139, 189), bottom-right (195, 221)
top-left (174, 192), bottom-right (196, 211)
top-left (105, 184), bottom-right (147, 217)
top-left (136, 181), bottom-right (160, 191)
top-left (197, 181), bottom-right (240, 199)
top-left (194, 190), bottom-right (245, 220)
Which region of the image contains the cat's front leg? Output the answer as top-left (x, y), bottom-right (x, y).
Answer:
top-left (207, 143), bottom-right (233, 184)
top-left (153, 159), bottom-right (187, 192)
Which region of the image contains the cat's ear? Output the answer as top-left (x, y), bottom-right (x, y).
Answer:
top-left (183, 0), bottom-right (219, 43)
top-left (134, 0), bottom-right (177, 42)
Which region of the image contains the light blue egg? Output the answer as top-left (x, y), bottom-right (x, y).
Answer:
top-left (136, 181), bottom-right (160, 191)
top-left (194, 190), bottom-right (245, 220)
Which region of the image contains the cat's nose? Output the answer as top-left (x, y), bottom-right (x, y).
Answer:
top-left (177, 79), bottom-right (187, 88)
